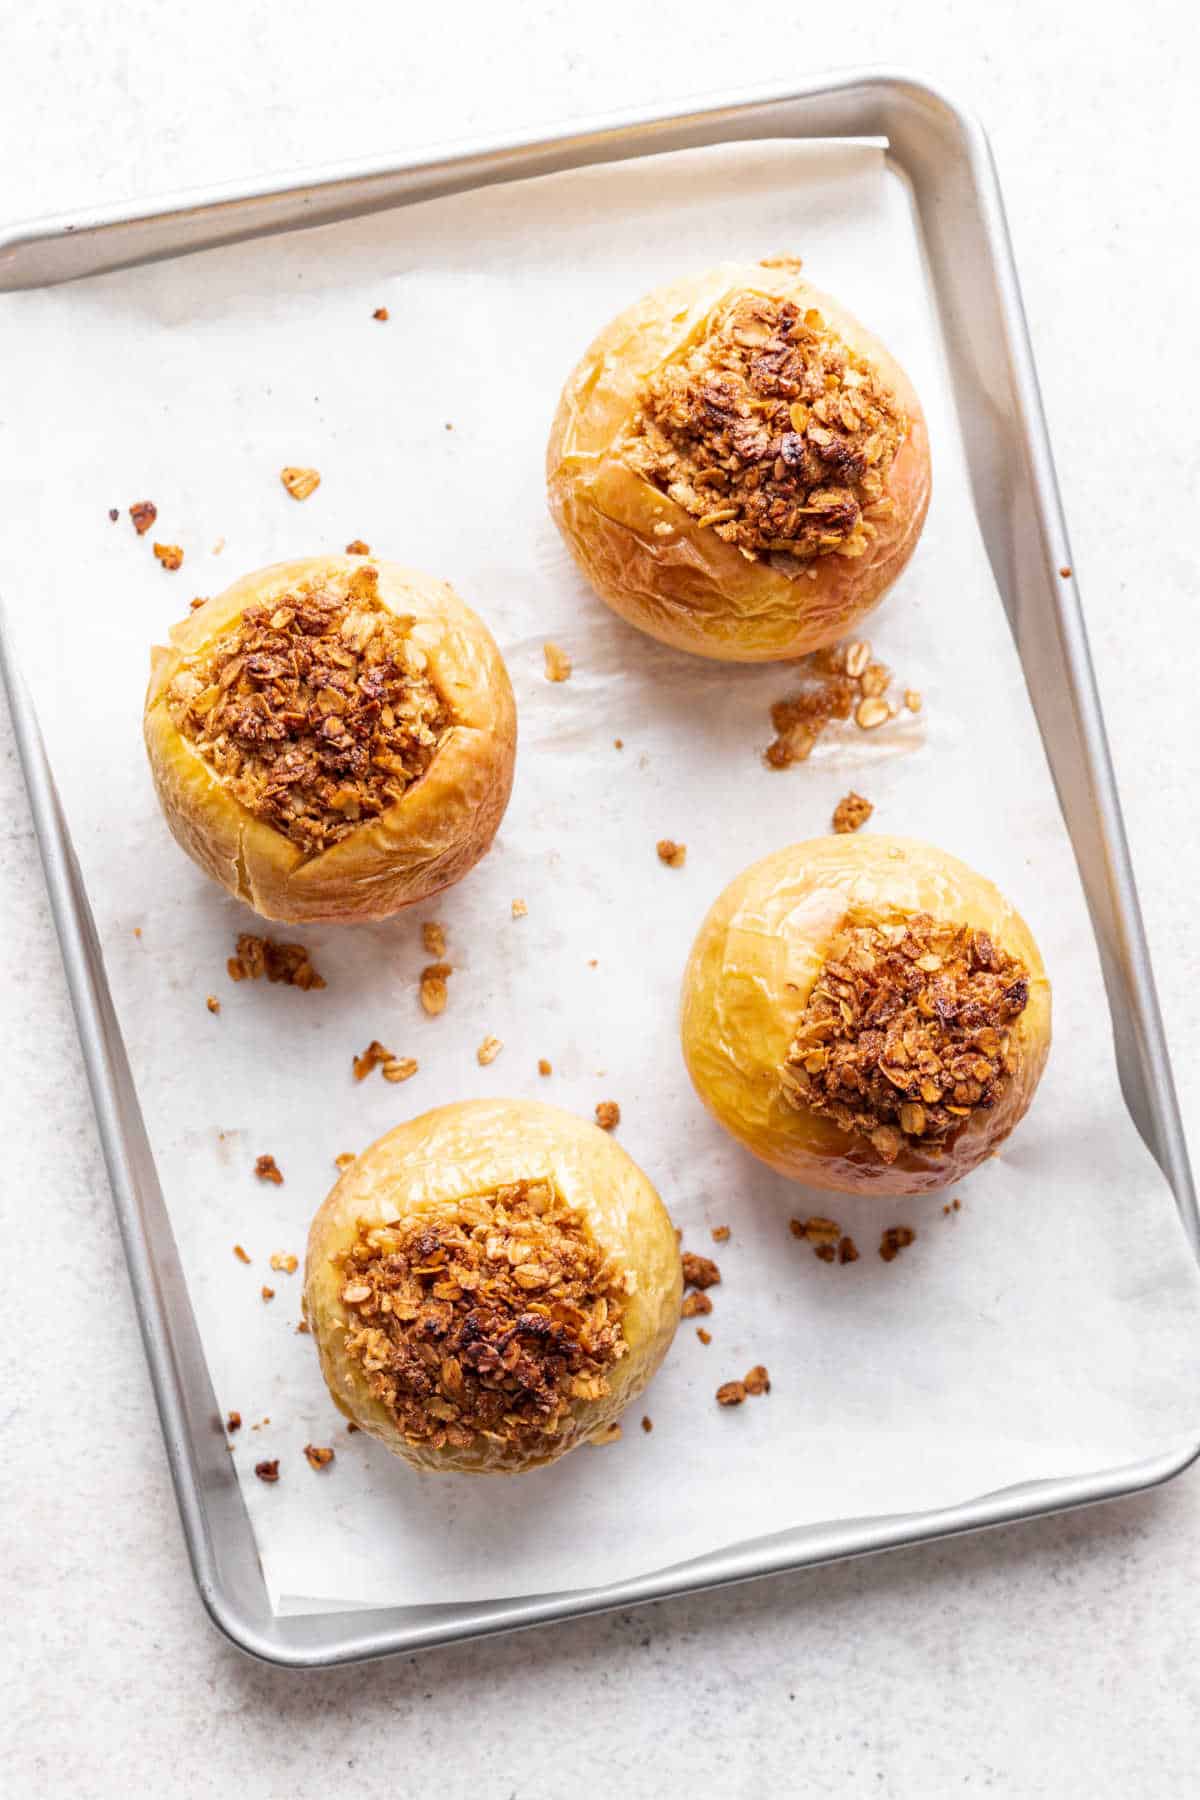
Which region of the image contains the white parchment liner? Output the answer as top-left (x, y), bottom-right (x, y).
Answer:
top-left (3, 141), bottom-right (1198, 1613)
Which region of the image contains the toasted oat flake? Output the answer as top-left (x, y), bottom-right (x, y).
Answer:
top-left (832, 791), bottom-right (874, 834)
top-left (543, 641), bottom-right (572, 683)
top-left (681, 1291), bottom-right (713, 1318)
top-left (153, 542), bottom-right (184, 570)
top-left (716, 1381), bottom-right (747, 1407)
top-left (205, 994), bottom-right (221, 1015)
top-left (227, 933), bottom-right (325, 988)
top-left (656, 839), bottom-right (687, 868)
top-left (269, 1252), bottom-right (298, 1274)
top-left (336, 1178), bottom-right (629, 1456)
top-left (682, 1252), bottom-right (721, 1290)
top-left (511, 898), bottom-right (528, 918)
top-left (594, 1100), bottom-right (620, 1131)
top-left (382, 1057), bottom-right (418, 1084)
top-left (880, 1225), bottom-right (916, 1263)
top-left (280, 465), bottom-right (321, 501)
top-left (129, 500), bottom-right (157, 535)
top-left (304, 1444), bottom-right (336, 1470)
top-left (421, 920), bottom-right (447, 958)
top-left (255, 1154), bottom-right (284, 1185)
top-left (743, 1365), bottom-right (771, 1396)
top-left (254, 1460), bottom-right (280, 1483)
top-left (476, 1035), bottom-right (503, 1066)
top-left (233, 1244), bottom-right (251, 1264)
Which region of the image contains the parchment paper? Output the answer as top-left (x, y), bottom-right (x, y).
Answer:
top-left (3, 140), bottom-right (1199, 1615)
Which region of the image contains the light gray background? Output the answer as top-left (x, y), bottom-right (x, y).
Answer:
top-left (2, 3), bottom-right (1197, 1795)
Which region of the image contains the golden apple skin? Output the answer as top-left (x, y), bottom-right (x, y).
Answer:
top-left (680, 836), bottom-right (1051, 1197)
top-left (303, 1099), bottom-right (682, 1475)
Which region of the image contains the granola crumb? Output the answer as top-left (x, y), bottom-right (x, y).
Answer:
top-left (765, 638), bottom-right (919, 767)
top-left (641, 1416), bottom-right (653, 1434)
top-left (543, 641), bottom-right (572, 683)
top-left (280, 465), bottom-right (320, 501)
top-left (233, 1244), bottom-right (250, 1264)
top-left (839, 1235), bottom-right (859, 1264)
top-left (205, 994), bottom-right (221, 1015)
top-left (681, 1291), bottom-right (713, 1318)
top-left (254, 1154), bottom-right (284, 1185)
top-left (346, 1421), bottom-right (359, 1432)
top-left (335, 1152), bottom-right (356, 1172)
top-left (656, 838), bottom-right (687, 868)
top-left (345, 538), bottom-right (371, 555)
top-left (537, 1058), bottom-right (552, 1077)
top-left (682, 1252), bottom-right (721, 1290)
top-left (594, 1100), bottom-right (620, 1132)
top-left (353, 1039), bottom-right (391, 1081)
top-left (445, 422), bottom-right (453, 432)
top-left (304, 1444), bottom-right (336, 1470)
top-left (296, 1319), bottom-right (310, 1333)
top-left (372, 307), bottom-right (389, 322)
top-left (710, 1225), bottom-right (731, 1243)
top-left (189, 595), bottom-right (208, 611)
top-left (254, 1460), bottom-right (280, 1483)
top-left (790, 1216), bottom-right (841, 1245)
top-left (832, 791), bottom-right (874, 834)
top-left (269, 1252), bottom-right (298, 1274)
top-left (953, 1197), bottom-right (961, 1211)
top-left (587, 958), bottom-right (598, 969)
top-left (880, 1225), bottom-right (916, 1263)
top-left (1059, 565), bottom-right (1072, 579)
top-left (261, 1285), bottom-right (275, 1301)
top-left (226, 1410), bottom-right (242, 1432)
top-left (696, 1326), bottom-right (712, 1345)
top-left (212, 537), bottom-right (225, 555)
top-left (129, 500), bottom-right (157, 535)
top-left (716, 1381), bottom-right (747, 1407)
top-left (904, 689), bottom-right (922, 713)
top-left (743, 1364), bottom-right (771, 1396)
top-left (153, 542), bottom-right (184, 570)
top-left (614, 738), bottom-right (624, 749)
top-left (108, 507), bottom-right (119, 522)
top-left (814, 1243), bottom-right (837, 1263)
top-left (476, 1035), bottom-right (503, 1066)
top-left (511, 898), bottom-right (528, 918)
top-left (227, 934), bottom-right (325, 989)
top-left (421, 920), bottom-right (447, 958)
top-left (420, 963), bottom-right (451, 1016)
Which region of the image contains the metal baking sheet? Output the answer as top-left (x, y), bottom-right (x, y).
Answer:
top-left (2, 69), bottom-right (1196, 1666)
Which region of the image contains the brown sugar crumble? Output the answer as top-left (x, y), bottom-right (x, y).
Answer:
top-left (782, 912), bottom-right (1029, 1163)
top-left (716, 1381), bottom-right (747, 1407)
top-left (233, 1244), bottom-right (251, 1264)
top-left (656, 839), bottom-right (687, 868)
top-left (255, 1154), bottom-right (284, 1185)
top-left (129, 500), bottom-right (157, 535)
top-left (304, 1444), bottom-right (336, 1470)
top-left (682, 1252), bottom-right (721, 1291)
top-left (765, 637), bottom-right (909, 767)
top-left (206, 994), bottom-right (221, 1014)
top-left (696, 1326), bottom-right (712, 1345)
top-left (336, 1178), bottom-right (630, 1457)
top-left (226, 1410), bottom-right (242, 1432)
top-left (625, 289), bottom-right (906, 565)
top-left (594, 1100), bottom-right (620, 1132)
top-left (880, 1225), bottom-right (916, 1262)
top-left (743, 1364), bottom-right (771, 1396)
top-left (832, 791), bottom-right (873, 834)
top-left (681, 1291), bottom-right (713, 1318)
top-left (254, 1460), bottom-right (280, 1483)
top-left (543, 641), bottom-right (572, 683)
top-left (280, 465), bottom-right (321, 501)
top-left (153, 542), bottom-right (184, 570)
top-left (168, 566), bottom-right (448, 857)
top-left (345, 538), bottom-right (371, 555)
top-left (227, 933), bottom-right (325, 989)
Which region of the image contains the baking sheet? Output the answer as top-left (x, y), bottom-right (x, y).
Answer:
top-left (3, 137), bottom-right (1199, 1615)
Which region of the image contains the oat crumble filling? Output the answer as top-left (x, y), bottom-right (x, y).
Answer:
top-left (166, 567), bottom-right (450, 855)
top-left (336, 1179), bottom-right (629, 1454)
top-left (624, 292), bottom-right (907, 565)
top-left (782, 912), bottom-right (1030, 1163)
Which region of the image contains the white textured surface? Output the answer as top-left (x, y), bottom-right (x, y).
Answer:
top-left (2, 3), bottom-right (1199, 1794)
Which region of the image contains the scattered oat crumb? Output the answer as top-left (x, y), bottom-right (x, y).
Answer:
top-left (743, 1365), bottom-right (771, 1396)
top-left (269, 1252), bottom-right (298, 1274)
top-left (335, 1152), bottom-right (356, 1172)
top-left (227, 933), bottom-right (324, 989)
top-left (261, 1285), bottom-right (275, 1302)
top-left (641, 1416), bottom-right (653, 1434)
top-left (696, 1326), bottom-right (712, 1345)
top-left (108, 507), bottom-right (119, 523)
top-left (832, 791), bottom-right (874, 834)
top-left (656, 839), bottom-right (687, 868)
top-left (422, 920), bottom-right (447, 958)
top-left (711, 1225), bottom-right (731, 1243)
top-left (280, 465), bottom-right (320, 501)
top-left (766, 638), bottom-right (917, 766)
top-left (153, 541), bottom-right (184, 570)
top-left (589, 1422), bottom-right (622, 1446)
top-left (304, 1444), bottom-right (336, 1470)
top-left (477, 1035), bottom-right (503, 1066)
top-left (233, 1244), bottom-right (250, 1264)
top-left (543, 641), bottom-right (572, 683)
top-left (226, 1410), bottom-right (242, 1433)
top-left (880, 1225), bottom-right (916, 1263)
top-left (252, 1417), bottom-right (270, 1430)
top-left (372, 307), bottom-right (389, 322)
top-left (345, 539), bottom-right (371, 555)
top-left (212, 537), bottom-right (225, 555)
top-left (420, 963), bottom-right (451, 1015)
top-left (904, 689), bottom-right (922, 713)
top-left (1059, 565), bottom-right (1072, 579)
top-left (537, 1058), bottom-right (553, 1077)
top-left (255, 1154), bottom-right (284, 1185)
top-left (789, 1215), bottom-right (841, 1246)
top-left (839, 1236), bottom-right (859, 1264)
top-left (942, 1197), bottom-right (963, 1216)
top-left (511, 898), bottom-right (528, 918)
top-left (254, 1460), bottom-right (280, 1483)
top-left (682, 1252), bottom-right (721, 1290)
top-left (682, 1291), bottom-right (713, 1318)
top-left (129, 500), bottom-right (157, 535)
top-left (814, 1243), bottom-right (837, 1263)
top-left (595, 1100), bottom-right (620, 1131)
top-left (716, 1381), bottom-right (747, 1407)
top-left (205, 994), bottom-right (220, 1015)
